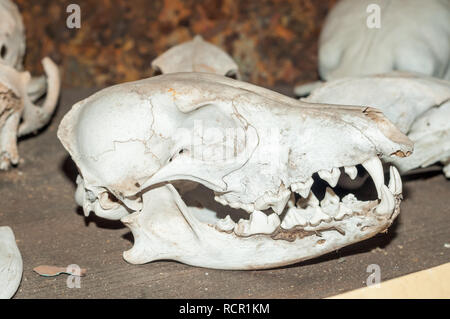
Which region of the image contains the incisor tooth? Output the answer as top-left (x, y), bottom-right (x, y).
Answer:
top-left (318, 168), bottom-right (341, 187)
top-left (362, 157), bottom-right (384, 198)
top-left (375, 185), bottom-right (395, 215)
top-left (388, 166), bottom-right (402, 196)
top-left (344, 166), bottom-right (358, 180)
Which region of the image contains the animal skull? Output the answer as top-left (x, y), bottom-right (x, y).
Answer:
top-left (151, 35), bottom-right (240, 79)
top-left (303, 72), bottom-right (450, 177)
top-left (0, 226), bottom-right (22, 299)
top-left (58, 73), bottom-right (412, 270)
top-left (295, 0), bottom-right (450, 96)
top-left (0, 0), bottom-right (60, 170)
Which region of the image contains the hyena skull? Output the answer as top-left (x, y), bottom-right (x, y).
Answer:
top-left (58, 73), bottom-right (412, 270)
top-left (0, 0), bottom-right (60, 170)
top-left (151, 35), bottom-right (240, 79)
top-left (303, 72), bottom-right (450, 177)
top-left (294, 0), bottom-right (450, 96)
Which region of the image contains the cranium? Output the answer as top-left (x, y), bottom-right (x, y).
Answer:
top-left (0, 226), bottom-right (22, 299)
top-left (295, 0), bottom-right (450, 96)
top-left (303, 72), bottom-right (450, 177)
top-left (0, 0), bottom-right (60, 170)
top-left (151, 35), bottom-right (240, 79)
top-left (58, 73), bottom-right (412, 270)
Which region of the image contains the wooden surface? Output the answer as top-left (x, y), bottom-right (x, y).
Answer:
top-left (0, 88), bottom-right (449, 299)
top-left (329, 262), bottom-right (450, 299)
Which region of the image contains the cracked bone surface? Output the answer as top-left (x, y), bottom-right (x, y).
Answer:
top-left (294, 0), bottom-right (450, 96)
top-left (0, 0), bottom-right (60, 170)
top-left (151, 35), bottom-right (240, 79)
top-left (58, 72), bottom-right (413, 270)
top-left (303, 72), bottom-right (450, 177)
top-left (0, 226), bottom-right (22, 299)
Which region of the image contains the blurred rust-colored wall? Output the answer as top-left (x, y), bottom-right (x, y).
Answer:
top-left (15, 0), bottom-right (337, 88)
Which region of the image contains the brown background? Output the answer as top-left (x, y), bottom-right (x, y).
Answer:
top-left (15, 0), bottom-right (337, 88)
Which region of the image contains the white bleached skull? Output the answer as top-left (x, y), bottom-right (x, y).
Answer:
top-left (151, 35), bottom-right (240, 79)
top-left (303, 72), bottom-right (450, 177)
top-left (0, 0), bottom-right (25, 70)
top-left (0, 0), bottom-right (61, 170)
top-left (0, 226), bottom-right (22, 299)
top-left (294, 0), bottom-right (450, 96)
top-left (58, 73), bottom-right (412, 270)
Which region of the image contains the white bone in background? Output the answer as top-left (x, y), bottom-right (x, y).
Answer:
top-left (0, 0), bottom-right (61, 170)
top-left (295, 0), bottom-right (450, 96)
top-left (303, 72), bottom-right (450, 176)
top-left (0, 226), bottom-right (22, 299)
top-left (151, 35), bottom-right (240, 79)
top-left (57, 72), bottom-right (413, 269)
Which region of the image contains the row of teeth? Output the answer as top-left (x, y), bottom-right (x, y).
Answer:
top-left (214, 157), bottom-right (402, 237)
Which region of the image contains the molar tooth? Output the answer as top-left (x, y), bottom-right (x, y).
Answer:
top-left (216, 215), bottom-right (235, 232)
top-left (318, 168), bottom-right (341, 187)
top-left (214, 195), bottom-right (228, 206)
top-left (344, 166), bottom-right (358, 180)
top-left (309, 207), bottom-right (332, 226)
top-left (388, 166), bottom-right (402, 196)
top-left (342, 193), bottom-right (357, 204)
top-left (362, 157), bottom-right (384, 198)
top-left (297, 191), bottom-right (319, 208)
top-left (334, 203), bottom-right (353, 221)
top-left (281, 207), bottom-right (307, 229)
top-left (255, 188), bottom-right (291, 215)
top-left (321, 187), bottom-right (339, 206)
top-left (321, 187), bottom-right (340, 216)
top-left (234, 211), bottom-right (280, 236)
top-left (292, 177), bottom-right (313, 198)
top-left (375, 185), bottom-right (395, 215)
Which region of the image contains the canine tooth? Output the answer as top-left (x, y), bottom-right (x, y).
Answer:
top-left (318, 168), bottom-right (340, 187)
top-left (216, 215), bottom-right (235, 232)
top-left (388, 166), bottom-right (402, 195)
top-left (375, 185), bottom-right (395, 215)
top-left (234, 211), bottom-right (280, 236)
top-left (344, 166), bottom-right (358, 180)
top-left (309, 207), bottom-right (332, 226)
top-left (362, 157), bottom-right (384, 198)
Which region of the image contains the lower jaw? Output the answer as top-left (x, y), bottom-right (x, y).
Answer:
top-left (121, 182), bottom-right (401, 270)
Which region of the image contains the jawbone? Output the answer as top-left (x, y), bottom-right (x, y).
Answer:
top-left (122, 166), bottom-right (402, 270)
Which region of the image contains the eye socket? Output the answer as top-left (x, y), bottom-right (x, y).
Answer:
top-left (0, 45), bottom-right (7, 59)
